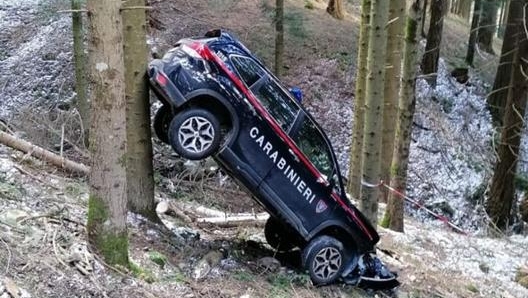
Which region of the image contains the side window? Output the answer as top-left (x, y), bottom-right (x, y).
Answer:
top-left (252, 77), bottom-right (299, 130)
top-left (231, 55), bottom-right (299, 131)
top-left (293, 119), bottom-right (334, 179)
top-left (231, 56), bottom-right (264, 87)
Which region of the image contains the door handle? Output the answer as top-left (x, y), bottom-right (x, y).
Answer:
top-left (288, 149), bottom-right (300, 162)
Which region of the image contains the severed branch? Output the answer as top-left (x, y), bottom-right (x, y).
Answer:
top-left (0, 131), bottom-right (89, 175)
top-left (156, 201), bottom-right (193, 223)
top-left (157, 200), bottom-right (268, 228)
top-left (195, 214), bottom-right (268, 228)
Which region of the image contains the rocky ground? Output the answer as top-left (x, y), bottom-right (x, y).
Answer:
top-left (1, 0), bottom-right (528, 297)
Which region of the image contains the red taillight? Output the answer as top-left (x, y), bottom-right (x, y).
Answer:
top-left (156, 73), bottom-right (168, 86)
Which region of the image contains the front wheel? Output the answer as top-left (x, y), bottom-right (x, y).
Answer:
top-left (168, 109), bottom-right (221, 160)
top-left (302, 236), bottom-right (345, 285)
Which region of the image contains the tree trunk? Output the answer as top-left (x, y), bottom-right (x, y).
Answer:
top-left (71, 0), bottom-right (89, 147)
top-left (477, 0), bottom-right (499, 54)
top-left (487, 0), bottom-right (523, 126)
top-left (466, 0), bottom-right (482, 66)
top-left (347, 0), bottom-right (370, 199)
top-left (421, 0), bottom-right (446, 88)
top-left (380, 0), bottom-right (405, 203)
top-left (86, 0), bottom-right (129, 266)
top-left (450, 0), bottom-right (459, 14)
top-left (498, 0), bottom-right (510, 37)
top-left (123, 0), bottom-right (158, 222)
top-left (421, 0), bottom-right (429, 37)
top-left (460, 0), bottom-right (473, 21)
top-left (327, 0), bottom-right (345, 20)
top-left (275, 0), bottom-right (284, 77)
top-left (381, 0), bottom-right (423, 232)
top-left (485, 0), bottom-right (528, 230)
top-left (360, 0), bottom-right (390, 225)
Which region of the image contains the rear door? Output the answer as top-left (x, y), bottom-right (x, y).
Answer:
top-left (260, 108), bottom-right (343, 236)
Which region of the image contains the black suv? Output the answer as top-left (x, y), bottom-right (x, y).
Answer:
top-left (148, 29), bottom-right (397, 288)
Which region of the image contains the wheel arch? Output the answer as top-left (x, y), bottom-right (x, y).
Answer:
top-left (308, 221), bottom-right (362, 253)
top-left (180, 89), bottom-right (240, 147)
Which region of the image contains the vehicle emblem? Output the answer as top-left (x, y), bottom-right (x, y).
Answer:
top-left (316, 200), bottom-right (328, 213)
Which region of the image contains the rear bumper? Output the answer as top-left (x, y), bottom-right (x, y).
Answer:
top-left (148, 60), bottom-right (187, 108)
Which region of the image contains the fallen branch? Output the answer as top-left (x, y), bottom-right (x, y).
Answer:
top-left (195, 213), bottom-right (268, 228)
top-left (172, 201), bottom-right (228, 218)
top-left (156, 201), bottom-right (193, 223)
top-left (159, 200), bottom-right (268, 228)
top-left (0, 131), bottom-right (89, 175)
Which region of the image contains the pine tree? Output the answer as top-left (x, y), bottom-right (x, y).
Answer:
top-left (71, 0), bottom-right (88, 146)
top-left (381, 0), bottom-right (424, 232)
top-left (485, 0), bottom-right (528, 230)
top-left (123, 0), bottom-right (158, 222)
top-left (477, 0), bottom-right (499, 54)
top-left (348, 0), bottom-right (370, 199)
top-left (486, 0), bottom-right (523, 126)
top-left (275, 0), bottom-right (284, 77)
top-left (466, 0), bottom-right (482, 66)
top-left (327, 0), bottom-right (345, 20)
top-left (421, 0), bottom-right (447, 88)
top-left (86, 0), bottom-right (129, 266)
top-left (380, 0), bottom-right (405, 203)
top-left (360, 0), bottom-right (391, 225)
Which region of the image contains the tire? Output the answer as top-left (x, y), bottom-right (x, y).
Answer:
top-left (302, 236), bottom-right (345, 285)
top-left (154, 105), bottom-right (172, 144)
top-left (264, 217), bottom-right (296, 251)
top-left (168, 108), bottom-right (221, 160)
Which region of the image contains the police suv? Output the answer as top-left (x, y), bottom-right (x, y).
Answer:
top-left (148, 29), bottom-right (398, 288)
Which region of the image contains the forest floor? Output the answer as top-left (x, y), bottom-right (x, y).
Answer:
top-left (1, 0), bottom-right (528, 298)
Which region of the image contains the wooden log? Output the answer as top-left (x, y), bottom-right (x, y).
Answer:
top-left (0, 131), bottom-right (89, 175)
top-left (156, 201), bottom-right (193, 223)
top-left (195, 213), bottom-right (268, 228)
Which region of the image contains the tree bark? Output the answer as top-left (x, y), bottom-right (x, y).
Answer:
top-left (381, 0), bottom-right (423, 232)
top-left (486, 0), bottom-right (523, 126)
top-left (466, 0), bottom-right (482, 66)
top-left (327, 0), bottom-right (345, 20)
top-left (421, 0), bottom-right (429, 37)
top-left (86, 0), bottom-right (129, 266)
top-left (458, 0), bottom-right (473, 21)
top-left (0, 131), bottom-right (89, 174)
top-left (421, 0), bottom-right (447, 88)
top-left (347, 0), bottom-right (371, 200)
top-left (122, 0), bottom-right (158, 223)
top-left (71, 0), bottom-right (89, 147)
top-left (477, 0), bottom-right (499, 54)
top-left (360, 0), bottom-right (390, 225)
top-left (275, 0), bottom-right (284, 77)
top-left (498, 0), bottom-right (510, 37)
top-left (485, 0), bottom-right (528, 230)
top-left (380, 0), bottom-right (405, 203)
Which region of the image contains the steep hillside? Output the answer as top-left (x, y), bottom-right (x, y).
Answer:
top-left (1, 0), bottom-right (526, 297)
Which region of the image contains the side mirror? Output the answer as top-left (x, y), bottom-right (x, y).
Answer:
top-left (289, 86), bottom-right (303, 103)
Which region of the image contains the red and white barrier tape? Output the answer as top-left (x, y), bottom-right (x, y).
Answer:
top-left (361, 179), bottom-right (468, 235)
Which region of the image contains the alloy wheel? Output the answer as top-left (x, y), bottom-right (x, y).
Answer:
top-left (311, 247), bottom-right (342, 281)
top-left (178, 116), bottom-right (215, 154)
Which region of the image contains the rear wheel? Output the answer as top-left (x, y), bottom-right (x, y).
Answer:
top-left (153, 105), bottom-right (172, 144)
top-left (168, 108), bottom-right (221, 160)
top-left (264, 217), bottom-right (296, 251)
top-left (302, 235), bottom-right (345, 285)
